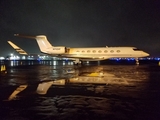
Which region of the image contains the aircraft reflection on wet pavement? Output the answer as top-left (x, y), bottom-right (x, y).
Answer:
top-left (2, 61), bottom-right (160, 120)
top-left (5, 69), bottom-right (115, 100)
top-left (36, 71), bottom-right (122, 95)
top-left (6, 67), bottom-right (137, 100)
top-left (7, 85), bottom-right (28, 101)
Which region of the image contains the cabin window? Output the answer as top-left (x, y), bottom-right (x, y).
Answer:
top-left (82, 50), bottom-right (85, 53)
top-left (117, 50), bottom-right (120, 53)
top-left (92, 50), bottom-right (96, 53)
top-left (104, 50), bottom-right (108, 53)
top-left (76, 50), bottom-right (79, 52)
top-left (87, 50), bottom-right (90, 53)
top-left (98, 50), bottom-right (102, 53)
top-left (110, 50), bottom-right (114, 53)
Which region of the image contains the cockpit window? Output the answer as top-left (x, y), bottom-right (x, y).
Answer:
top-left (133, 48), bottom-right (141, 51)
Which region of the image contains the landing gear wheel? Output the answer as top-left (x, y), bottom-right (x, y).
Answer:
top-left (135, 58), bottom-right (139, 65)
top-left (73, 59), bottom-right (82, 65)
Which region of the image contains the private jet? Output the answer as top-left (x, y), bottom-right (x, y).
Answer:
top-left (13, 34), bottom-right (149, 64)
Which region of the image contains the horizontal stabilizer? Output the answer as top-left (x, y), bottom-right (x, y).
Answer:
top-left (14, 34), bottom-right (53, 53)
top-left (14, 34), bottom-right (36, 39)
top-left (8, 41), bottom-right (28, 55)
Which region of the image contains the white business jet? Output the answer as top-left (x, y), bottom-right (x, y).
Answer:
top-left (14, 34), bottom-right (149, 64)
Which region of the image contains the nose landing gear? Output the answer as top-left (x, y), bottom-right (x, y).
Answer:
top-left (135, 58), bottom-right (139, 65)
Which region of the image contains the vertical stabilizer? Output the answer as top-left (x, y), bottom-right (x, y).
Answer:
top-left (14, 34), bottom-right (53, 53)
top-left (36, 81), bottom-right (53, 94)
top-left (35, 35), bottom-right (53, 52)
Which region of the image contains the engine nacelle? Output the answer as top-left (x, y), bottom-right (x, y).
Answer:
top-left (51, 46), bottom-right (67, 54)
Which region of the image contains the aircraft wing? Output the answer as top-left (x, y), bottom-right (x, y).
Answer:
top-left (79, 57), bottom-right (112, 61)
top-left (8, 41), bottom-right (28, 55)
top-left (71, 57), bottom-right (111, 61)
top-left (53, 55), bottom-right (111, 61)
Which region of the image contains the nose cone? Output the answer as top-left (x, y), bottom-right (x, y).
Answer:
top-left (144, 52), bottom-right (149, 57)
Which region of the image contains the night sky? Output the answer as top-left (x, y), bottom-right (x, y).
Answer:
top-left (0, 0), bottom-right (160, 57)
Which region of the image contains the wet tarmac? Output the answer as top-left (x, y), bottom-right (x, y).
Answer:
top-left (0, 60), bottom-right (160, 120)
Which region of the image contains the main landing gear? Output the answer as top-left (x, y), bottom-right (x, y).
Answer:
top-left (73, 59), bottom-right (82, 65)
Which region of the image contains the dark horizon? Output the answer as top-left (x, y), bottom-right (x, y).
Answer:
top-left (0, 0), bottom-right (160, 57)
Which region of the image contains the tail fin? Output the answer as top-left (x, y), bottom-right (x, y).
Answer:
top-left (7, 41), bottom-right (28, 55)
top-left (14, 34), bottom-right (53, 53)
top-left (35, 35), bottom-right (53, 52)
